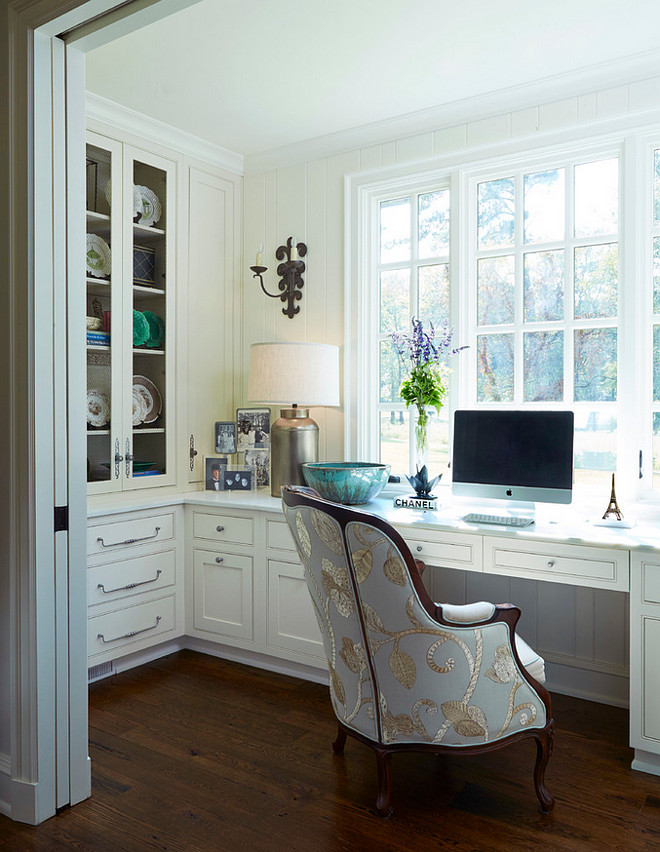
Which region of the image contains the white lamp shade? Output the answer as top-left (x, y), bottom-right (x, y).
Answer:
top-left (247, 342), bottom-right (340, 407)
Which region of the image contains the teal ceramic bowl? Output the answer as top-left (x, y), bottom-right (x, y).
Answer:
top-left (302, 462), bottom-right (391, 505)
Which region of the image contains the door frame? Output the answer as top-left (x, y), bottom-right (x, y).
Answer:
top-left (1, 0), bottom-right (198, 824)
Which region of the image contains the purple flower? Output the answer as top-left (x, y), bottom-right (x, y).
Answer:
top-left (391, 318), bottom-right (466, 369)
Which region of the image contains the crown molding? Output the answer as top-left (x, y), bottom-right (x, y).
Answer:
top-left (244, 48), bottom-right (660, 173)
top-left (85, 92), bottom-right (244, 175)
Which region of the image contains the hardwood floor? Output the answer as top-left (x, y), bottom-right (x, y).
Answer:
top-left (2, 649), bottom-right (660, 850)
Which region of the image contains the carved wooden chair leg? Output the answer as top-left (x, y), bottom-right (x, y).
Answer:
top-left (332, 724), bottom-right (347, 755)
top-left (374, 747), bottom-right (393, 817)
top-left (533, 727), bottom-right (555, 814)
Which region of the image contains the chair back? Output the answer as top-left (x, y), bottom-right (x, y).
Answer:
top-left (282, 487), bottom-right (547, 748)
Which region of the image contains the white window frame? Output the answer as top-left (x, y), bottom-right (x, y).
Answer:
top-left (347, 124), bottom-right (660, 504)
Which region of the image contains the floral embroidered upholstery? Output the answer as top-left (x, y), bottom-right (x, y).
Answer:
top-left (345, 522), bottom-right (545, 746)
top-left (283, 503), bottom-right (378, 740)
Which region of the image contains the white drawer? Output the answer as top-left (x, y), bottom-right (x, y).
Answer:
top-left (88, 595), bottom-right (176, 658)
top-left (88, 549), bottom-right (176, 607)
top-left (193, 512), bottom-right (253, 546)
top-left (484, 536), bottom-right (630, 591)
top-left (638, 557), bottom-right (660, 605)
top-left (266, 518), bottom-right (297, 552)
top-left (400, 529), bottom-right (482, 572)
top-left (88, 512), bottom-right (174, 556)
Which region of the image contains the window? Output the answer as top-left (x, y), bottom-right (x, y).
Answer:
top-left (353, 128), bottom-right (660, 502)
top-left (471, 155), bottom-right (619, 488)
top-left (376, 186), bottom-right (451, 475)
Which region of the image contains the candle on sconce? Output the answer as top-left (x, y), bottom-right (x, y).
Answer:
top-left (290, 236), bottom-right (298, 261)
top-left (256, 243), bottom-right (264, 267)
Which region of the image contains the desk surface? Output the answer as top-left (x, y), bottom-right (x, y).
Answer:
top-left (89, 487), bottom-right (660, 554)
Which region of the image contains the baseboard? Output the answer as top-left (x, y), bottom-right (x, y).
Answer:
top-left (545, 660), bottom-right (629, 708)
top-left (93, 635), bottom-right (628, 706)
top-left (103, 637), bottom-right (187, 676)
top-left (183, 637), bottom-right (330, 686)
top-left (0, 770), bottom-right (42, 825)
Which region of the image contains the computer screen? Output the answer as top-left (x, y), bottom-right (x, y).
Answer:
top-left (451, 409), bottom-right (574, 505)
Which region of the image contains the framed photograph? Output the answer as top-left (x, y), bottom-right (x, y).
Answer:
top-left (223, 468), bottom-right (253, 491)
top-left (236, 407), bottom-right (270, 449)
top-left (244, 448), bottom-right (270, 487)
top-left (205, 456), bottom-right (228, 492)
top-left (214, 421), bottom-right (237, 454)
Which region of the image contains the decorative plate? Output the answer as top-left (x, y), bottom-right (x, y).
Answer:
top-left (142, 310), bottom-right (165, 348)
top-left (133, 375), bottom-right (162, 425)
top-left (134, 185), bottom-right (162, 227)
top-left (86, 234), bottom-right (111, 278)
top-left (133, 309), bottom-right (150, 347)
top-left (132, 385), bottom-right (148, 426)
top-left (104, 180), bottom-right (143, 221)
top-left (87, 389), bottom-right (110, 428)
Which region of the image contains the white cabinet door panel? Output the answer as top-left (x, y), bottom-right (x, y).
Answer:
top-left (193, 549), bottom-right (253, 640)
top-left (267, 559), bottom-right (323, 663)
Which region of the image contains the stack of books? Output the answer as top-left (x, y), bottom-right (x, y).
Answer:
top-left (87, 330), bottom-right (110, 347)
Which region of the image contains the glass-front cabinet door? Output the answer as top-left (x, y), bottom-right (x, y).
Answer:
top-left (86, 131), bottom-right (175, 494)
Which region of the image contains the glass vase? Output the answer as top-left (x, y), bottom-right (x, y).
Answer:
top-left (414, 407), bottom-right (429, 473)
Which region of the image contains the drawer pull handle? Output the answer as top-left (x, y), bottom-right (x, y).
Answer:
top-left (97, 526), bottom-right (162, 548)
top-left (416, 545), bottom-right (423, 553)
top-left (97, 616), bottom-right (161, 644)
top-left (216, 525), bottom-right (225, 533)
top-left (97, 569), bottom-right (162, 594)
top-left (547, 559), bottom-right (556, 568)
top-left (215, 557), bottom-right (224, 564)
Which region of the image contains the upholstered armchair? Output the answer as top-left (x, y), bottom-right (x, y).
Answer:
top-left (281, 486), bottom-right (554, 816)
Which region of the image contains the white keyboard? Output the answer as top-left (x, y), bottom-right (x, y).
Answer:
top-left (463, 512), bottom-right (534, 527)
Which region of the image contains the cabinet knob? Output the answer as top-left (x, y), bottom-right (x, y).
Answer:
top-left (216, 525), bottom-right (225, 533)
top-left (416, 545), bottom-right (423, 553)
top-left (215, 557), bottom-right (224, 564)
top-left (547, 559), bottom-right (555, 568)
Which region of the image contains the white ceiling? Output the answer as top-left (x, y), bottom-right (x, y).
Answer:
top-left (85, 0), bottom-right (660, 158)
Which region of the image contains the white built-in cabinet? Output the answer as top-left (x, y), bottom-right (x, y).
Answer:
top-left (86, 121), bottom-right (241, 498)
top-left (86, 131), bottom-right (177, 492)
top-left (185, 505), bottom-right (324, 667)
top-left (87, 507), bottom-right (185, 665)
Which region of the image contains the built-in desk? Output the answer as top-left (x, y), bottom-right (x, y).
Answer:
top-left (88, 488), bottom-right (660, 778)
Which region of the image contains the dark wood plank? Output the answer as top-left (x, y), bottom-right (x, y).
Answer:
top-left (2, 649), bottom-right (660, 850)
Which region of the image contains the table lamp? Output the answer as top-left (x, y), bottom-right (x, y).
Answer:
top-left (247, 342), bottom-right (340, 496)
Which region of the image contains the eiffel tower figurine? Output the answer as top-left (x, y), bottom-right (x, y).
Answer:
top-left (602, 473), bottom-right (623, 521)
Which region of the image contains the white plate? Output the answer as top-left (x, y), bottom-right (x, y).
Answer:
top-left (86, 234), bottom-right (111, 278)
top-left (87, 389), bottom-right (110, 428)
top-left (133, 375), bottom-right (162, 425)
top-left (134, 185), bottom-right (162, 227)
top-left (132, 385), bottom-right (148, 426)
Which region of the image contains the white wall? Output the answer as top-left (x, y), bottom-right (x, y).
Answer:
top-left (242, 74), bottom-right (660, 463)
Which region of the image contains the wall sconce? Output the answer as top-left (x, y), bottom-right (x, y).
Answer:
top-left (250, 236), bottom-right (307, 319)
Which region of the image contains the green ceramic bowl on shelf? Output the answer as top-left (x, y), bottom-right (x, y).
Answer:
top-left (302, 462), bottom-right (390, 505)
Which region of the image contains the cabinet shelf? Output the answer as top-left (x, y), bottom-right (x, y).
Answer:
top-left (134, 222), bottom-right (165, 240)
top-left (133, 427), bottom-right (165, 434)
top-left (134, 284), bottom-right (165, 297)
top-left (87, 344), bottom-right (111, 352)
top-left (133, 348), bottom-right (164, 356)
top-left (87, 429), bottom-right (110, 436)
top-left (86, 210), bottom-right (110, 223)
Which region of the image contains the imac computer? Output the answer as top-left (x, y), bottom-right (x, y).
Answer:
top-left (451, 409), bottom-right (574, 526)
